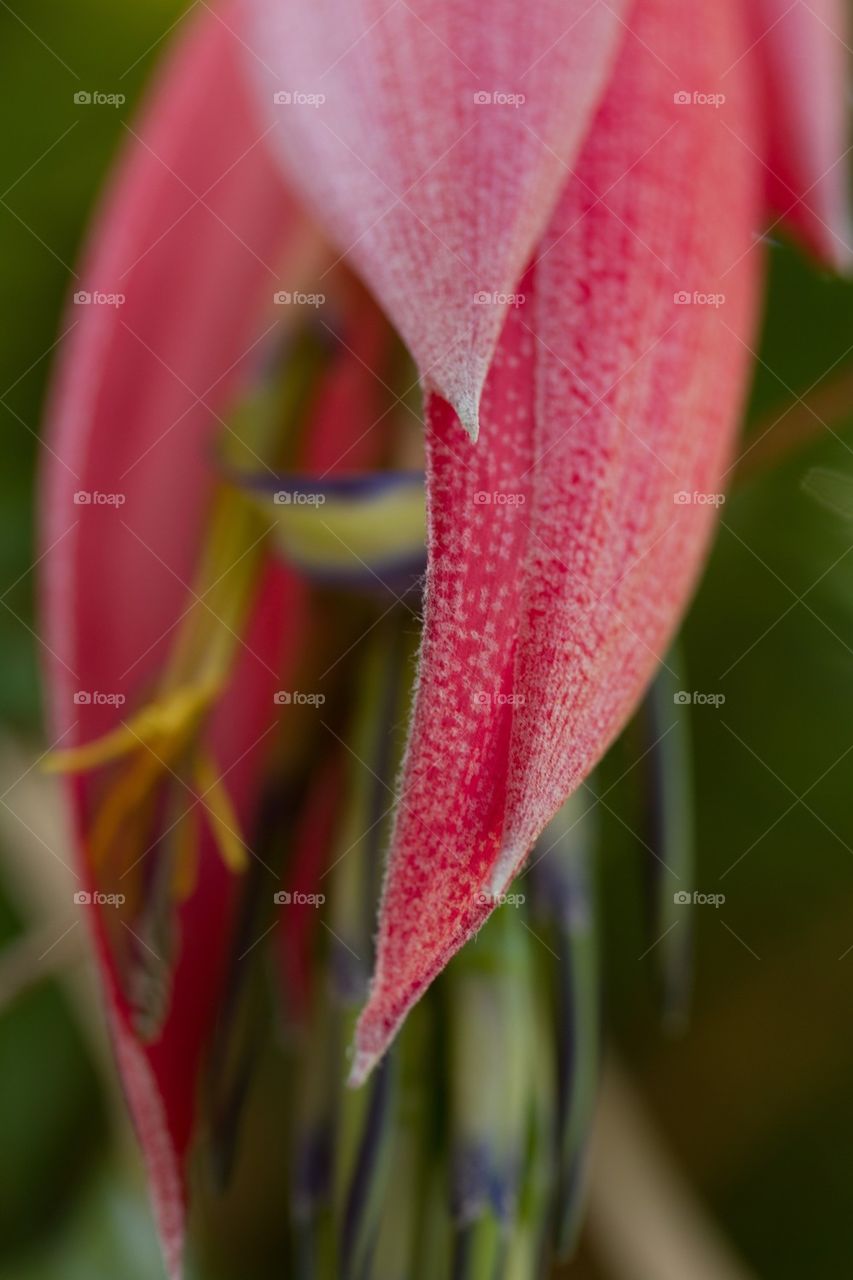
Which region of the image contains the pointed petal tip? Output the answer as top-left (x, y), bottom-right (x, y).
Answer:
top-left (348, 974), bottom-right (427, 1088)
top-left (423, 352), bottom-right (491, 442)
top-left (454, 389), bottom-right (481, 443)
top-left (826, 221), bottom-right (853, 277)
top-left (798, 197), bottom-right (853, 275)
top-left (346, 1045), bottom-right (379, 1090)
top-left (485, 844), bottom-right (523, 900)
top-left (423, 377), bottom-right (482, 442)
top-left (250, 0), bottom-right (629, 455)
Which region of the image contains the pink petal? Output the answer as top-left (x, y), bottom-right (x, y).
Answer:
top-left (352, 0), bottom-right (763, 1083)
top-left (350, 295), bottom-right (537, 1083)
top-left (749, 0), bottom-right (852, 268)
top-left (40, 5), bottom-right (307, 1274)
top-left (243, 0), bottom-right (629, 435)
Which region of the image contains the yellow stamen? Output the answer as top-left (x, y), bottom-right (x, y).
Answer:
top-left (171, 804), bottom-right (200, 903)
top-left (44, 488), bottom-right (267, 884)
top-left (194, 751), bottom-right (250, 874)
top-left (87, 744), bottom-right (164, 869)
top-left (44, 681), bottom-right (219, 776)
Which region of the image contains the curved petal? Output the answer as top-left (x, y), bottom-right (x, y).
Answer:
top-left (349, 298), bottom-right (536, 1083)
top-left (40, 5), bottom-right (308, 1274)
top-left (749, 0), bottom-right (852, 268)
top-left (352, 0), bottom-right (763, 1082)
top-left (243, 0), bottom-right (629, 435)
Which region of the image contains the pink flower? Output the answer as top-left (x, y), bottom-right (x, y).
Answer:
top-left (40, 0), bottom-right (848, 1273)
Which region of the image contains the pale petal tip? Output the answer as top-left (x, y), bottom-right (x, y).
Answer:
top-left (485, 842), bottom-right (523, 899)
top-left (808, 194), bottom-right (853, 275)
top-left (454, 387), bottom-right (482, 442)
top-left (163, 1231), bottom-right (184, 1280)
top-left (797, 158), bottom-right (853, 274)
top-left (346, 1046), bottom-right (377, 1089)
top-left (828, 218), bottom-right (853, 277)
top-left (348, 987), bottom-right (418, 1087)
top-left (423, 371), bottom-right (484, 442)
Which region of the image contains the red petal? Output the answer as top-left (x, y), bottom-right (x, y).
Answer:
top-left (244, 0), bottom-right (629, 434)
top-left (40, 6), bottom-right (305, 1274)
top-left (352, 0), bottom-right (763, 1082)
top-left (350, 293), bottom-right (536, 1082)
top-left (749, 0), bottom-right (852, 268)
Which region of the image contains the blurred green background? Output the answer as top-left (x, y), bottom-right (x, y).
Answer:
top-left (0, 2), bottom-right (852, 1277)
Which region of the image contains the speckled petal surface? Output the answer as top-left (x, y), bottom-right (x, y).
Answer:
top-left (352, 0), bottom-right (763, 1082)
top-left (244, 0), bottom-right (629, 434)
